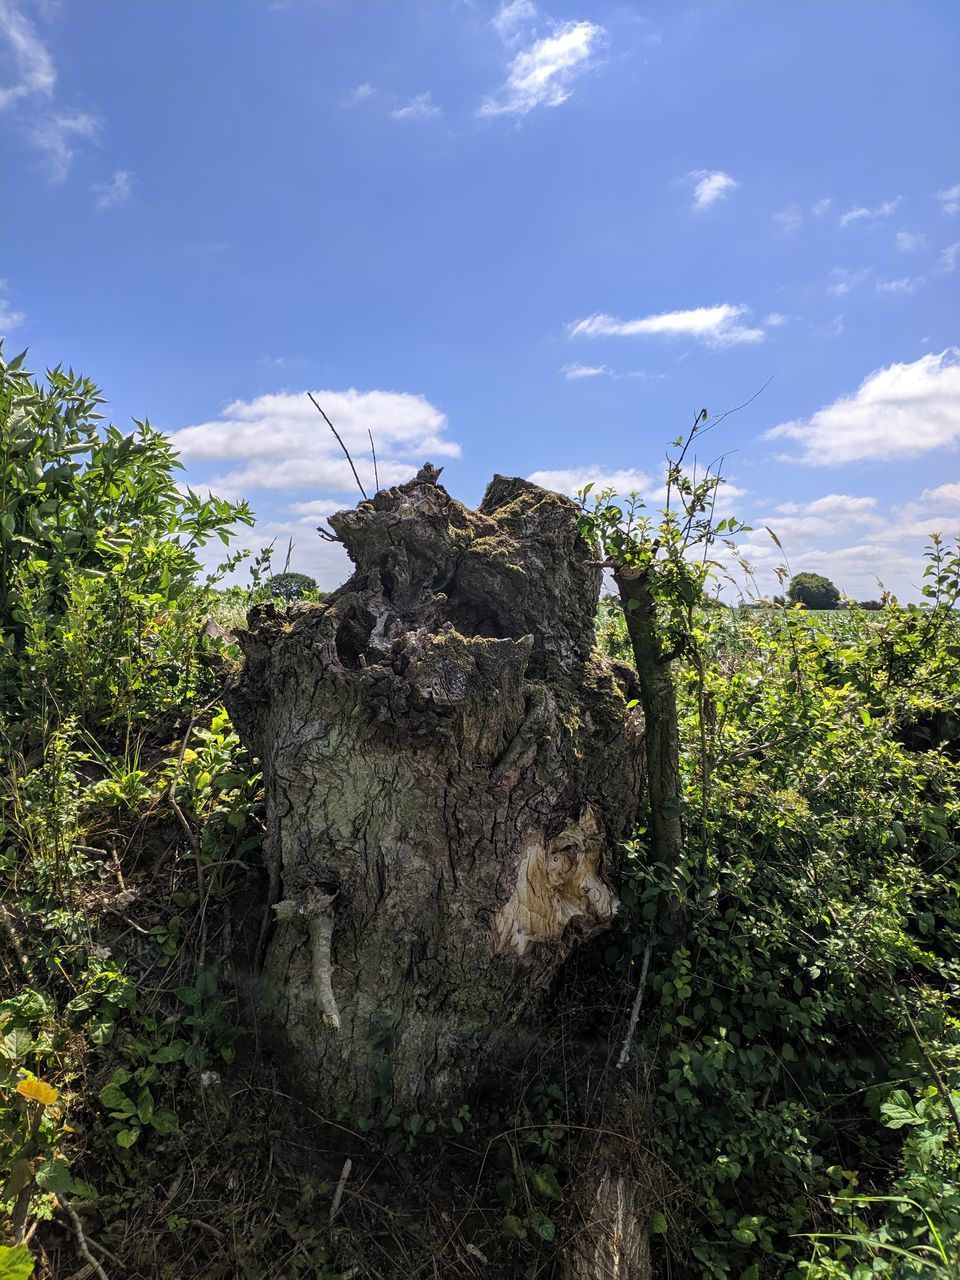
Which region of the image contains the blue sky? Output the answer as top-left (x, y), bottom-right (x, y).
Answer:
top-left (1, 0), bottom-right (958, 600)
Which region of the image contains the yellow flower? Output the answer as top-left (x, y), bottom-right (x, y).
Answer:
top-left (16, 1077), bottom-right (59, 1106)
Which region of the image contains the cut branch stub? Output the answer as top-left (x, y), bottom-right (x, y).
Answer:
top-left (228, 465), bottom-right (644, 1112)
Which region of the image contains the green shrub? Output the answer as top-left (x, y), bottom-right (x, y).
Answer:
top-left (0, 346), bottom-right (252, 735)
top-left (787, 572), bottom-right (841, 610)
top-left (267, 571), bottom-right (318, 601)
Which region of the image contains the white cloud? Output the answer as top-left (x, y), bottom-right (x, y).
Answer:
top-left (875, 275), bottom-right (924, 294)
top-left (921, 482), bottom-right (960, 505)
top-left (0, 287), bottom-right (25, 334)
top-left (764, 312), bottom-right (789, 327)
top-left (838, 197), bottom-right (902, 228)
top-left (562, 361), bottom-right (612, 379)
top-left (0, 5), bottom-right (98, 177)
top-left (93, 167), bottom-right (134, 209)
top-left (937, 184), bottom-right (960, 216)
top-left (768, 494), bottom-right (881, 539)
top-left (896, 230), bottom-right (926, 252)
top-left (391, 92), bottom-right (441, 120)
top-left (811, 197), bottom-right (831, 217)
top-left (939, 242), bottom-right (960, 274)
top-left (569, 303), bottom-right (764, 347)
top-left (766, 349), bottom-right (960, 465)
top-left (492, 0), bottom-right (537, 43)
top-left (690, 169), bottom-right (737, 209)
top-left (774, 205), bottom-right (802, 233)
top-left (527, 466), bottom-right (651, 496)
top-left (0, 0), bottom-right (54, 110)
top-left (827, 266), bottom-right (871, 297)
top-left (346, 82), bottom-right (374, 104)
top-left (478, 19), bottom-right (603, 118)
top-left (28, 109), bottom-right (98, 180)
top-left (168, 387), bottom-right (459, 495)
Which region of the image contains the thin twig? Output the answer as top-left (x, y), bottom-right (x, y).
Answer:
top-left (57, 1196), bottom-right (110, 1280)
top-left (308, 393), bottom-right (368, 499)
top-left (368, 429), bottom-right (380, 494)
top-left (616, 943), bottom-right (652, 1070)
top-left (330, 1156), bottom-right (353, 1223)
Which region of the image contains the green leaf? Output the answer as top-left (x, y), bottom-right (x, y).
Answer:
top-left (98, 1082), bottom-right (130, 1111)
top-left (0, 1244), bottom-right (35, 1280)
top-left (649, 1211), bottom-right (667, 1235)
top-left (149, 1108), bottom-right (179, 1135)
top-left (115, 1127), bottom-right (141, 1148)
top-left (34, 1159), bottom-right (79, 1193)
top-left (532, 1164), bottom-right (562, 1201)
top-left (535, 1218), bottom-right (556, 1242)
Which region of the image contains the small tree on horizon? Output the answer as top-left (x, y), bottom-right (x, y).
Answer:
top-left (787, 571), bottom-right (841, 610)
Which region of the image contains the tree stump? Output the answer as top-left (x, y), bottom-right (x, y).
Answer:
top-left (227, 464), bottom-right (644, 1118)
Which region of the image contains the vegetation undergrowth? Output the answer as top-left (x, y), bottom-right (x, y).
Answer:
top-left (1, 348), bottom-right (958, 1278)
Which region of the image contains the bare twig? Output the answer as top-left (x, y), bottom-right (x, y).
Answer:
top-left (308, 393), bottom-right (368, 499)
top-left (368, 429), bottom-right (380, 494)
top-left (616, 942), bottom-right (652, 1070)
top-left (330, 1156), bottom-right (353, 1223)
top-left (56, 1196), bottom-right (110, 1280)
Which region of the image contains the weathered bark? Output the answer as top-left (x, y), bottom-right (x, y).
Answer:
top-left (227, 466), bottom-right (652, 1273)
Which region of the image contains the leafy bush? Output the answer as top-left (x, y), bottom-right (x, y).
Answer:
top-left (0, 345), bottom-right (252, 735)
top-left (601, 544), bottom-right (960, 1277)
top-left (787, 572), bottom-right (841, 610)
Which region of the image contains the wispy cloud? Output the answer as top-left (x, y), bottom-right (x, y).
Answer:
top-left (774, 205), bottom-right (802, 233)
top-left (838, 196), bottom-right (902, 228)
top-left (391, 92), bottom-right (441, 120)
top-left (492, 0), bottom-right (537, 43)
top-left (875, 275), bottom-right (924, 295)
top-left (0, 0), bottom-right (54, 109)
top-left (896, 230), bottom-right (926, 252)
top-left (28, 109), bottom-right (99, 180)
top-left (561, 362), bottom-right (612, 379)
top-left (346, 82), bottom-right (374, 105)
top-left (690, 169), bottom-right (737, 209)
top-left (827, 266), bottom-right (871, 297)
top-left (0, 281), bottom-right (25, 335)
top-left (766, 348), bottom-right (960, 464)
top-left (168, 388), bottom-right (460, 495)
top-left (811, 197), bottom-right (831, 217)
top-left (937, 183), bottom-right (960, 216)
top-left (479, 18), bottom-right (604, 118)
top-left (764, 312), bottom-right (789, 327)
top-left (94, 167), bottom-right (134, 209)
top-left (939, 242), bottom-right (960, 274)
top-left (569, 303), bottom-right (764, 347)
top-left (0, 3), bottom-right (99, 178)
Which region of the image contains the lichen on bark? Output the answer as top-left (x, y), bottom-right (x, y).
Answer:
top-left (227, 465), bottom-right (645, 1115)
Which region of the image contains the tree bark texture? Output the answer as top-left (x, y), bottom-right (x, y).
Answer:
top-left (227, 467), bottom-right (645, 1118)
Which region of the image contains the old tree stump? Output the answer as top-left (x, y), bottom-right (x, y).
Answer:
top-left (228, 466), bottom-right (650, 1275)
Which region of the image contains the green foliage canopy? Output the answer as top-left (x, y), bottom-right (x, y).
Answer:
top-left (787, 571), bottom-right (841, 610)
